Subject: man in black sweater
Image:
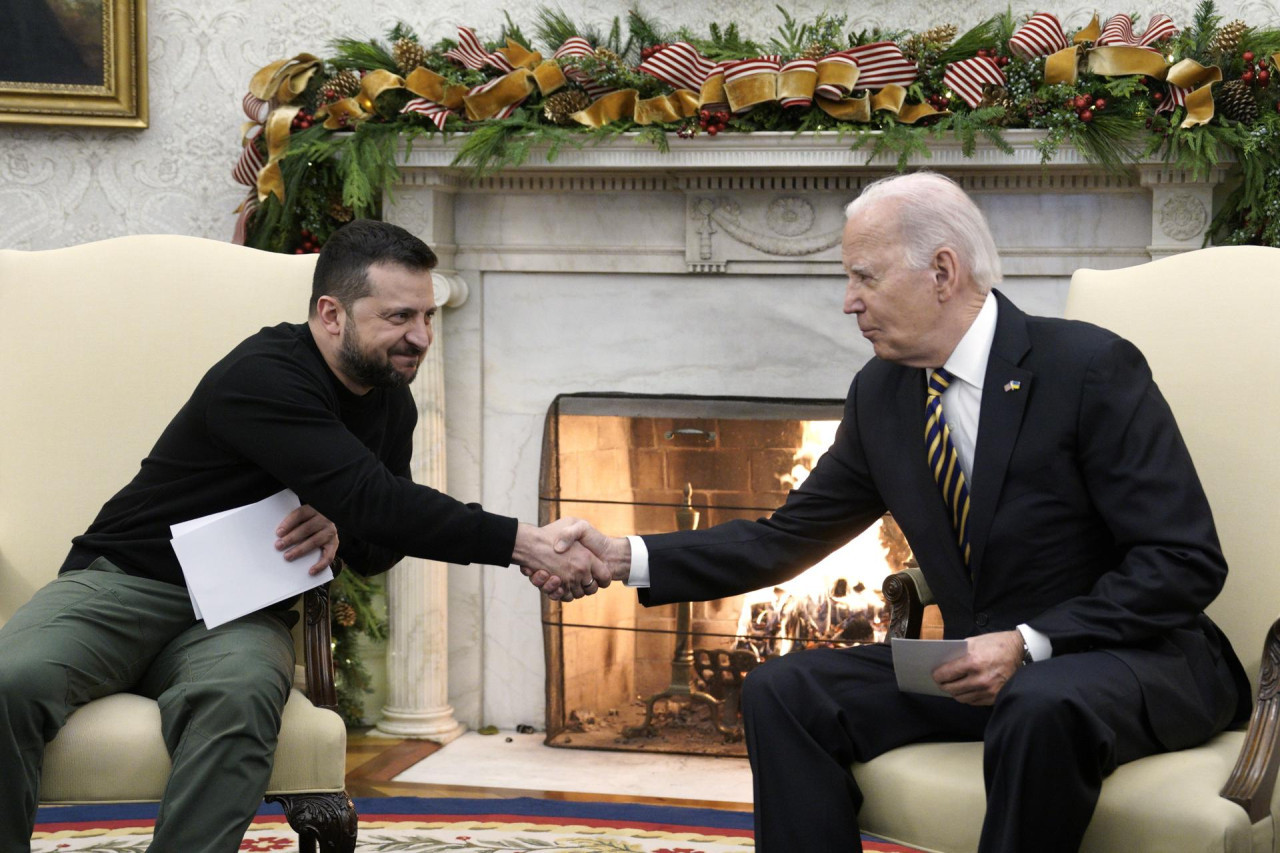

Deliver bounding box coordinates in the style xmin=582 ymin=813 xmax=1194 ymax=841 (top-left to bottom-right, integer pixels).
xmin=0 ymin=220 xmax=603 ymax=853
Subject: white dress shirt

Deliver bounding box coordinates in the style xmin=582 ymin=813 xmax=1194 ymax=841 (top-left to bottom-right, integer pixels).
xmin=626 ymin=291 xmax=1050 ymax=661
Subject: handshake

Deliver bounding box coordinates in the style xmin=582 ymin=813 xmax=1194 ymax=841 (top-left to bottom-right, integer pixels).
xmin=511 ymin=518 xmax=629 ymax=602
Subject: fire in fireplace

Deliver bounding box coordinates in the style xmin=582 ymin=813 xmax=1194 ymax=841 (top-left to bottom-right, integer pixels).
xmin=538 ymin=394 xmax=914 ymax=756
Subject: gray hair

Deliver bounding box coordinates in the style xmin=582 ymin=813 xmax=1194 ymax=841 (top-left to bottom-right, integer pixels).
xmin=844 ymin=172 xmax=1001 ymax=293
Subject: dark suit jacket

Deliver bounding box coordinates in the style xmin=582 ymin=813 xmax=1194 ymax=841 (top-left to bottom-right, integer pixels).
xmin=642 ymin=291 xmax=1250 ymax=749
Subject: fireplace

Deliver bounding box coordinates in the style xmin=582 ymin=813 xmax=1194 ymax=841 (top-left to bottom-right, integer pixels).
xmin=537 ymin=393 xmax=913 ymax=755
xmin=369 ymin=134 xmax=1222 ymax=741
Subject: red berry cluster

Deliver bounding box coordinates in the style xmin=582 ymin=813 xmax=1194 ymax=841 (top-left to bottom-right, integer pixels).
xmin=976 ymin=47 xmax=1010 ymax=68
xmin=1240 ymin=51 xmax=1272 ymax=87
xmin=640 ymin=43 xmax=669 ymax=61
xmin=699 ymin=108 xmax=730 ymax=135
xmin=294 ymin=229 xmax=323 ymax=254
xmin=926 ymin=93 xmax=951 ymax=111
xmin=1065 ymin=93 xmax=1105 ymax=122
xmin=290 ymin=110 xmax=316 ymax=131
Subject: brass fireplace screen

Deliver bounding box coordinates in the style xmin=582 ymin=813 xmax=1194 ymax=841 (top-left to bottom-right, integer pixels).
xmin=538 ymin=393 xmax=913 ymax=757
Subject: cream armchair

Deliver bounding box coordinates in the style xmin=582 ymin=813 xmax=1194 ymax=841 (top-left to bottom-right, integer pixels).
xmin=860 ymin=245 xmax=1280 ymax=852
xmin=0 ymin=236 xmax=354 ymax=852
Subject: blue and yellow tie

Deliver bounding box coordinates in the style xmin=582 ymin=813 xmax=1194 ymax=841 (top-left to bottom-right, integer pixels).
xmin=926 ymin=369 xmax=971 ymax=566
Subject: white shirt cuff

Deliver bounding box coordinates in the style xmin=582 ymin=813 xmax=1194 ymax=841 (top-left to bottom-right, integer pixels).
xmin=1017 ymin=623 xmax=1052 ymax=662
xmin=625 ymin=535 xmax=651 ymax=587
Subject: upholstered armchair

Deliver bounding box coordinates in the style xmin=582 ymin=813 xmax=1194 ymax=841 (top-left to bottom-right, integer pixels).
xmin=857 ymin=245 xmax=1280 ymax=852
xmin=0 ymin=236 xmax=355 ymax=852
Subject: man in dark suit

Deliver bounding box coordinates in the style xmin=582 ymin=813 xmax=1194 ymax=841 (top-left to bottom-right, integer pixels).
xmin=528 ymin=172 xmax=1250 ymax=851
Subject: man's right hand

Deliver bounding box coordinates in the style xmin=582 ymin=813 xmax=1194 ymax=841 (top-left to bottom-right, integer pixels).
xmin=521 ymin=523 xmax=631 ymax=601
xmin=512 ymin=518 xmax=609 ymax=602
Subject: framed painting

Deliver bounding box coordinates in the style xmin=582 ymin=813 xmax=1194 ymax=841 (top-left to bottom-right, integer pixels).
xmin=0 ymin=0 xmax=148 ymax=127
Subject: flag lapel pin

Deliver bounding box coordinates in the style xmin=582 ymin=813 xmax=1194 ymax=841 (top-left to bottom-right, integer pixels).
xmin=1003 ymin=380 xmax=1022 ymax=392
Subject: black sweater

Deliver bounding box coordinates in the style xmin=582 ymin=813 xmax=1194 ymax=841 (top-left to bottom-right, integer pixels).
xmin=63 ymin=323 xmax=517 ymax=585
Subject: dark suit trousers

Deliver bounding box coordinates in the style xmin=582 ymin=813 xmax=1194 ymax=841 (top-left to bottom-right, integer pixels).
xmin=741 ymin=642 xmax=1163 ymax=852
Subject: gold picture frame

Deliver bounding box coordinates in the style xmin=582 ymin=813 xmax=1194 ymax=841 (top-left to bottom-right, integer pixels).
xmin=0 ymin=0 xmax=148 ymax=128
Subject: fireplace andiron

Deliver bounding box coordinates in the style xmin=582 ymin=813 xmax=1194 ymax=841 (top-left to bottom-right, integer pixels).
xmin=624 ymin=484 xmax=745 ymax=742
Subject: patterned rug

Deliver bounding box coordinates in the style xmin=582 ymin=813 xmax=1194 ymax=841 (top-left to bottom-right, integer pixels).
xmin=33 ymin=796 xmax=926 ymax=852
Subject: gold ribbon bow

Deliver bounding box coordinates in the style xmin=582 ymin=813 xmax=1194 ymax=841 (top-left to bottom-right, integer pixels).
xmin=241 ymin=54 xmax=322 ymax=203
xmin=1165 ymin=58 xmax=1223 ymax=128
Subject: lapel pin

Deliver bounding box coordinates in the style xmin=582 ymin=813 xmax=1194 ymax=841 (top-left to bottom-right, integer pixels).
xmin=1003 ymin=380 xmax=1022 ymax=392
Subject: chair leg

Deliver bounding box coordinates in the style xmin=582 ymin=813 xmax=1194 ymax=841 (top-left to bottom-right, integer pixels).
xmin=264 ymin=791 xmax=358 ymax=853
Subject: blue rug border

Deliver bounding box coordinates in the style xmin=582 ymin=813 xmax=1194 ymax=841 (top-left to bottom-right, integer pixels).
xmin=36 ymin=796 xmax=753 ymax=831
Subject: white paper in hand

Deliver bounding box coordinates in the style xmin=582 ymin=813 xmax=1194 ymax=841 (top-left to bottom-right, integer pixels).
xmin=170 ymin=489 xmax=333 ymax=629
xmin=890 ymin=637 xmax=969 ymax=697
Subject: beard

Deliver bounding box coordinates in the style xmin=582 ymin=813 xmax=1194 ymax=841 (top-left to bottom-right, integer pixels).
xmin=338 ymin=323 xmax=423 ymax=390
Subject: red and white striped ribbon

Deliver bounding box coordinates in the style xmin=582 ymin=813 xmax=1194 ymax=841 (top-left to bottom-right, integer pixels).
xmin=553 ymin=36 xmax=614 ymax=99
xmin=401 ymin=97 xmax=453 ymax=129
xmin=842 ymin=42 xmax=918 ymax=88
xmin=1008 ymin=13 xmax=1070 ymax=59
xmin=552 ymin=36 xmax=593 ymax=60
xmin=942 ymin=56 xmax=1006 ymax=108
xmin=242 ymin=92 xmax=272 ymax=123
xmin=1157 ymin=82 xmax=1188 ymax=113
xmin=231 ymin=124 xmax=264 ymax=188
xmin=722 ymin=55 xmax=781 ymax=83
xmin=444 ymin=26 xmax=516 ymax=72
xmin=637 ymin=41 xmax=717 ymax=91
xmin=231 ymin=196 xmax=258 ymax=246
xmin=779 ymin=57 xmax=817 ymax=108
xmin=1097 ymin=14 xmax=1178 ymax=49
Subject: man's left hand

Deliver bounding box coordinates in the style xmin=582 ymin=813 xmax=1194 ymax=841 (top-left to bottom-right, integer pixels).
xmin=276 ymin=504 xmax=339 ymax=575
xmin=932 ymin=630 xmax=1024 ymax=706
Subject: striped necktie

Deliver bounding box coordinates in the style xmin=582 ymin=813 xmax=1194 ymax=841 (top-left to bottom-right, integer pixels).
xmin=926 ymin=368 xmax=972 ymax=566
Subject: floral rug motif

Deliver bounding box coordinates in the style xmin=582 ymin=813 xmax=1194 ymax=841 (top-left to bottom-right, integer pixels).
xmin=33 ymin=796 xmax=926 ymax=852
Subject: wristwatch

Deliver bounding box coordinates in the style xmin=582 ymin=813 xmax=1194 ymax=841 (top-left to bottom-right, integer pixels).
xmin=1020 ymin=636 xmax=1034 ymax=666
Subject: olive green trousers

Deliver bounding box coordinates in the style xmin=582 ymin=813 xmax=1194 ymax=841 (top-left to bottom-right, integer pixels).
xmin=0 ymin=558 xmax=294 ymax=853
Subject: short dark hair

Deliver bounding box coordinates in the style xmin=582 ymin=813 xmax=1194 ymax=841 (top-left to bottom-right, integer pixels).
xmin=310 ymin=220 xmax=438 ymax=315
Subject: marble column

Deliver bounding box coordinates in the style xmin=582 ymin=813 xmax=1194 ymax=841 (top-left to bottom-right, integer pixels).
xmin=374 ymin=269 xmax=470 ymax=742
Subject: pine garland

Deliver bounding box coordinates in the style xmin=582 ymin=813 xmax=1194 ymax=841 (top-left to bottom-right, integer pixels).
xmin=240 ymin=5 xmax=1280 ymax=260
xmin=329 ymin=569 xmax=388 ymax=727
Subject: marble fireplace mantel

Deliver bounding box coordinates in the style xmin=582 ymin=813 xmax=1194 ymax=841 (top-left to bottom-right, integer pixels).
xmin=375 ymin=131 xmax=1230 ymax=738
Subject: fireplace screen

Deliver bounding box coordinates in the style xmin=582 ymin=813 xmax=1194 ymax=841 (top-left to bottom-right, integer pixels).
xmin=538 ymin=394 xmax=915 ymax=756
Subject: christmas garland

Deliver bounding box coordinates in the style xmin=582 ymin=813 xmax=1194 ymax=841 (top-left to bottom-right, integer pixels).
xmin=233 ymin=2 xmax=1278 ymax=722
xmin=329 ymin=567 xmax=387 ymax=726
xmin=232 ymin=3 xmax=1280 ymax=251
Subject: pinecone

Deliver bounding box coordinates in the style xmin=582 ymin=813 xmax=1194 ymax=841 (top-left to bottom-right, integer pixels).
xmin=329 ymin=201 xmax=354 ymax=223
xmin=922 ymin=24 xmax=958 ymax=48
xmin=979 ymin=84 xmax=1016 ymax=124
xmin=543 ymin=89 xmax=592 ymax=125
xmin=324 ymin=69 xmax=361 ymax=101
xmin=1210 ymin=20 xmax=1247 ymax=57
xmin=333 ymin=601 xmax=357 ymax=628
xmin=1218 ymin=78 xmax=1260 ymax=123
xmin=392 ymin=37 xmax=428 ymax=75
xmin=904 ymin=24 xmax=957 ymax=62
xmin=801 ymin=40 xmax=828 ymax=60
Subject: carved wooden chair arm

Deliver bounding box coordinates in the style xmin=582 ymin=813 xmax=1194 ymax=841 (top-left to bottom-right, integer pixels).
xmin=1220 ymin=617 xmax=1280 ymax=822
xmin=883 ymin=566 xmax=934 ymax=641
xmin=301 ymin=558 xmax=341 ymax=712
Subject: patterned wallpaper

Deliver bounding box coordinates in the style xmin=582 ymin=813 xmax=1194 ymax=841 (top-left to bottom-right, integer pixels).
xmin=0 ymin=0 xmax=1275 ymax=249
